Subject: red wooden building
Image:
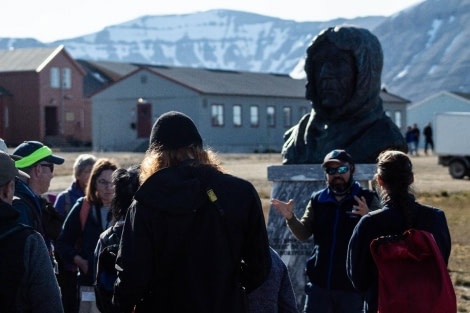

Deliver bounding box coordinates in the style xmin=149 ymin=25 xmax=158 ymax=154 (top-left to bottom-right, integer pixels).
xmin=0 ymin=46 xmax=91 ymax=146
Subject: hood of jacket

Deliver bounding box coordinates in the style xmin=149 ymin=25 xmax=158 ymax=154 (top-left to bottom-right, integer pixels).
xmin=0 ymin=198 xmax=20 ymax=233
xmin=308 ymin=26 xmax=384 ymax=123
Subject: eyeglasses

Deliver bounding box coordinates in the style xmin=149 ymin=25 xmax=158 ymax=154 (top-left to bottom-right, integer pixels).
xmin=39 ymin=163 xmax=54 ymax=173
xmin=97 ymin=179 xmax=113 ymax=188
xmin=324 ymin=165 xmax=349 ymax=175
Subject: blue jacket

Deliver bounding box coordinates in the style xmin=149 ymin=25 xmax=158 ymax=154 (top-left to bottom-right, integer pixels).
xmin=54 ymin=181 xmax=85 ymax=217
xmin=13 ymin=179 xmax=43 ymax=231
xmin=299 ymin=182 xmax=379 ymax=291
xmin=12 ymin=180 xmax=56 ymax=257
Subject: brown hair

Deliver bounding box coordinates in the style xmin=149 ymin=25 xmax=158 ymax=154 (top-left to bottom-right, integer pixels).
xmin=85 ymin=158 xmax=118 ymax=207
xmin=140 ymin=144 xmax=224 ymax=184
xmin=376 ymin=150 xmax=414 ymax=227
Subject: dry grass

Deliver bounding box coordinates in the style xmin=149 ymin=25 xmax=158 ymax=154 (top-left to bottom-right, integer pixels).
xmin=49 ymin=150 xmax=470 ymax=311
xmin=417 ymin=192 xmax=470 ymax=312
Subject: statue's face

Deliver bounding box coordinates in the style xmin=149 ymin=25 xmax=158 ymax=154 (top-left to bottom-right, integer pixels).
xmin=306 ymin=44 xmax=356 ymax=110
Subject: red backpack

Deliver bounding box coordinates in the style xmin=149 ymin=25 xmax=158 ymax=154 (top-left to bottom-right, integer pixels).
xmin=370 ymin=228 xmax=456 ymax=313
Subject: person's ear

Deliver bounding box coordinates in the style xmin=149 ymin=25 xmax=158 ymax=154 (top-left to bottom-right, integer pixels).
xmin=7 ymin=180 xmax=15 ymax=200
xmin=0 ymin=180 xmax=14 ymax=203
xmin=0 ymin=183 xmax=7 ymax=199
xmin=350 ymin=164 xmax=355 ymax=175
xmin=376 ymin=174 xmax=385 ymax=187
xmin=31 ymin=163 xmax=41 ymax=177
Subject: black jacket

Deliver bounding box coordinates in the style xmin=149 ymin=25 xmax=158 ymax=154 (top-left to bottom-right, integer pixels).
xmin=113 ymin=162 xmax=271 ymax=313
xmin=57 ymin=197 xmax=110 ymax=285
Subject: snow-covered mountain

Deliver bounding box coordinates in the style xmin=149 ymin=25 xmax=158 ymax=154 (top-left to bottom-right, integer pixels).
xmin=1 ymin=0 xmax=468 ymax=102
xmin=50 ymin=10 xmax=384 ymax=74
xmin=375 ymin=0 xmax=470 ymax=101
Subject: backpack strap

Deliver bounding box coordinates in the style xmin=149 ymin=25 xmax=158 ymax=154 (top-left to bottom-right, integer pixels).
xmin=64 ymin=192 xmax=72 ymax=215
xmin=79 ymin=199 xmax=91 ymax=231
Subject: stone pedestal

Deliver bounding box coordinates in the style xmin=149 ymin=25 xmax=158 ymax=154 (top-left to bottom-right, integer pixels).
xmin=266 ymin=164 xmax=376 ymax=310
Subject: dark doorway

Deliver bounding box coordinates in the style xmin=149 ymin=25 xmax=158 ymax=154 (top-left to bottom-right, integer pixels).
xmin=137 ymin=103 xmax=152 ymax=138
xmin=45 ymin=106 xmax=58 ymax=136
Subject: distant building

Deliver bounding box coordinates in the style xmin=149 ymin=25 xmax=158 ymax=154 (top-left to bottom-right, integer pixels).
xmin=0 ymin=49 xmax=409 ymax=152
xmin=381 ymin=88 xmax=410 ymax=135
xmin=407 ymin=91 xmax=470 ymax=148
xmin=85 ymin=62 xmax=311 ymax=152
xmin=0 ymin=46 xmax=91 ymax=146
xmin=84 ymin=61 xmax=409 ymax=153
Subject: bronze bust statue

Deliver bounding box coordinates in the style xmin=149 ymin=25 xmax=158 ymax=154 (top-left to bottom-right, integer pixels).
xmin=282 ymin=26 xmax=407 ymax=164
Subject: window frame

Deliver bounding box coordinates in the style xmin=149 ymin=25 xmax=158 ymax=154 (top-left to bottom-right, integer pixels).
xmin=211 ymin=103 xmax=225 ymax=127
xmin=250 ymin=105 xmax=259 ymax=128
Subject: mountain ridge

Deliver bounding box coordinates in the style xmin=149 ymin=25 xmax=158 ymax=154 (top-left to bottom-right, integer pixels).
xmin=1 ymin=0 xmax=469 ymax=102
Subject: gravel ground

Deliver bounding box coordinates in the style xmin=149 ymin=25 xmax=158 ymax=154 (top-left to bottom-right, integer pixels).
xmin=48 ymin=150 xmax=469 ymax=195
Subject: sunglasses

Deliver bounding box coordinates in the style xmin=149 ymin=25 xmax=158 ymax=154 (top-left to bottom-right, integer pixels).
xmin=325 ymin=165 xmax=349 ymax=175
xmin=39 ymin=163 xmax=54 ymax=173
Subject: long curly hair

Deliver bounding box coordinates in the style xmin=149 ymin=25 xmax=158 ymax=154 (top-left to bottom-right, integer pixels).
xmin=139 ymin=144 xmax=224 ymax=184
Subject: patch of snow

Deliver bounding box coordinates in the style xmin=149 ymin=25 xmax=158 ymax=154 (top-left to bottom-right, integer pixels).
xmin=394 ymin=66 xmax=409 ymax=80
xmin=428 ymin=65 xmax=438 ymax=75
xmin=426 ymin=19 xmax=442 ymax=49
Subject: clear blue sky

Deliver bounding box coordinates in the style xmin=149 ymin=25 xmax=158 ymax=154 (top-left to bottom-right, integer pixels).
xmin=3 ymin=0 xmax=425 ymax=42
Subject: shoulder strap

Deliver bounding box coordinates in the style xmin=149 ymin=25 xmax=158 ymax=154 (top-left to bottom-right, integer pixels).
xmin=80 ymin=199 xmax=91 ymax=231
xmin=64 ymin=192 xmax=72 ymax=215
xmin=199 ymin=177 xmax=235 ymax=260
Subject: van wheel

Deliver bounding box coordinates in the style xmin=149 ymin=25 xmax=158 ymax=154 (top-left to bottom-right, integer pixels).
xmin=449 ymin=160 xmax=466 ymax=179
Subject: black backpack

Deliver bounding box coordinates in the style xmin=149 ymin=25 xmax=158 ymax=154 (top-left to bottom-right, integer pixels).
xmin=94 ymin=228 xmax=121 ymax=313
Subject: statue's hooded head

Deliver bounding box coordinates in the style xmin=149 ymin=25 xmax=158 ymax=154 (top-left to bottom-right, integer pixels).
xmin=304 ymin=26 xmax=384 ymax=122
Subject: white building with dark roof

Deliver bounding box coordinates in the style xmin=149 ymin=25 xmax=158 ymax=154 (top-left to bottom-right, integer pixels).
xmin=84 ymin=61 xmax=409 ymax=153
xmin=407 ymin=91 xmax=470 ymax=148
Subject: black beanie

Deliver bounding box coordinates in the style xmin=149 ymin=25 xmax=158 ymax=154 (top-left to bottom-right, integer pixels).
xmin=149 ymin=111 xmax=203 ymax=150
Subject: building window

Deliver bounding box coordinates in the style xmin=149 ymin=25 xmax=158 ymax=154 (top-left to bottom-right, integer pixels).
xmin=233 ymin=105 xmax=242 ymax=127
xmin=62 ymin=68 xmax=72 ymax=89
xmin=283 ymin=107 xmax=292 ymax=128
xmin=51 ymin=67 xmax=71 ymax=89
xmin=394 ymin=111 xmax=402 ymax=128
xmin=250 ymin=105 xmax=259 ymax=127
xmin=50 ymin=67 xmax=60 ymax=88
xmin=267 ymin=106 xmax=275 ymax=127
xmin=299 ymin=106 xmax=308 ymax=117
xmin=211 ymin=104 xmax=224 ymax=126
